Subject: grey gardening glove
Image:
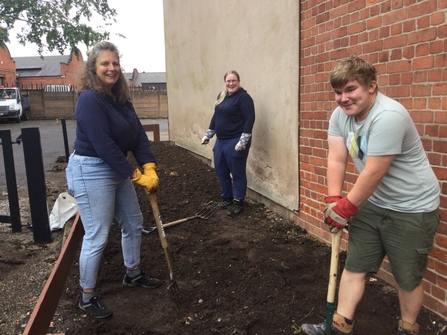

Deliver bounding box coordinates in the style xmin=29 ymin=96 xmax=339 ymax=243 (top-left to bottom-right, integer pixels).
xmin=202 ymin=129 xmax=216 ymax=145
xmin=235 ymin=133 xmax=252 ymax=151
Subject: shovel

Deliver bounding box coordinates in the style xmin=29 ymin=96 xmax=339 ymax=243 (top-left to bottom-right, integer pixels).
xmin=142 ymin=202 xmax=218 ymax=234
xmin=325 ymin=229 xmax=343 ymax=334
xmin=146 ymin=190 xmax=181 ymax=299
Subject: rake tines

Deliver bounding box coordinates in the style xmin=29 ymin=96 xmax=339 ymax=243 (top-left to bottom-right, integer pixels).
xmin=142 ymin=201 xmax=219 ymax=234
xmin=195 ymin=203 xmax=219 ymax=219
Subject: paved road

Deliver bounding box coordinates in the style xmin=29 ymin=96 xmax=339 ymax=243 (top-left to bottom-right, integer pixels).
xmin=0 ymin=118 xmax=169 ymax=188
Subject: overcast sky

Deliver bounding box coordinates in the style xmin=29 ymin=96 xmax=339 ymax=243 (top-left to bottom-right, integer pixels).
xmin=6 ymin=0 xmax=166 ymax=73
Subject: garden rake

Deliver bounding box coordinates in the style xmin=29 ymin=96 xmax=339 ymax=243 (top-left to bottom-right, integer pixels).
xmin=142 ymin=201 xmax=218 ymax=234
xmin=146 ymin=190 xmax=181 ymax=300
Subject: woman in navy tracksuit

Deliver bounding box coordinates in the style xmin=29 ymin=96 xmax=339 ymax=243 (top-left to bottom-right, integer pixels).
xmin=201 ymin=70 xmax=255 ymax=216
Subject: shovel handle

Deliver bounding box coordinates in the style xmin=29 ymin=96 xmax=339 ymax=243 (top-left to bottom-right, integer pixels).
xmin=325 ymin=229 xmax=343 ymax=334
xmin=327 ymin=229 xmax=342 ymax=302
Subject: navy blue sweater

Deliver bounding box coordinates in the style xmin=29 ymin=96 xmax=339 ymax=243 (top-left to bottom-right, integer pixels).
xmin=209 ymin=88 xmax=255 ymax=139
xmin=73 ymin=89 xmax=156 ymax=179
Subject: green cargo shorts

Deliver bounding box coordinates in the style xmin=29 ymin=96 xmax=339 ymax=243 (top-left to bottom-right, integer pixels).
xmin=345 ymin=200 xmax=439 ymax=291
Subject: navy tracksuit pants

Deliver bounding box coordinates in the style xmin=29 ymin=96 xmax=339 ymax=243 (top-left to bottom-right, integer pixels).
xmin=213 ymin=136 xmax=251 ymax=202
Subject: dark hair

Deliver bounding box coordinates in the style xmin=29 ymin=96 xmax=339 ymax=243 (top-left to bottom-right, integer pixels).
xmin=330 ymin=55 xmax=378 ymax=93
xmin=77 ymin=41 xmax=130 ymax=104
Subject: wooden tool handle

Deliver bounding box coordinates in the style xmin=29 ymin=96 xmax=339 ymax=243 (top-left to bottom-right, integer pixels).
xmin=146 ymin=190 xmax=176 ymax=280
xmin=325 ymin=229 xmax=343 ymax=334
xmin=327 ymin=229 xmax=343 ymax=303
xmin=163 ymin=216 xmax=196 ymax=228
xmin=146 ymin=191 xmax=168 ymax=249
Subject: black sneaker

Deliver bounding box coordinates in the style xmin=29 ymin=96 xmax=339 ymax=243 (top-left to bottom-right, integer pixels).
xmin=227 ymin=200 xmax=244 ymax=216
xmin=123 ymin=271 xmax=161 ymax=288
xmin=78 ymin=295 xmax=113 ymax=319
xmin=212 ymin=198 xmax=233 ymax=209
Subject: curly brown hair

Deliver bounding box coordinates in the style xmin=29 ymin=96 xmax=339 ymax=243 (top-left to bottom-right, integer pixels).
xmin=77 ymin=41 xmax=130 ymax=105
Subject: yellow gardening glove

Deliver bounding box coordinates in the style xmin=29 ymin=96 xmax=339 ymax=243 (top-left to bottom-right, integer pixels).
xmin=143 ymin=162 xmax=159 ymax=192
xmin=131 ymin=168 xmax=159 ymax=193
xmin=143 ymin=162 xmax=159 ymax=181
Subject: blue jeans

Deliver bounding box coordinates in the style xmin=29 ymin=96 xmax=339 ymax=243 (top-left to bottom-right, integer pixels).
xmin=66 ymin=153 xmax=143 ymax=290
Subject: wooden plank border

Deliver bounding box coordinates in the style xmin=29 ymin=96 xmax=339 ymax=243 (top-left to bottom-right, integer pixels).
xmin=23 ymin=212 xmax=84 ymax=335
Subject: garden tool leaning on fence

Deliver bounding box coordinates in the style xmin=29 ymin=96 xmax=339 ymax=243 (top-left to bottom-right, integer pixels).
xmin=146 ymin=189 xmax=181 ymax=300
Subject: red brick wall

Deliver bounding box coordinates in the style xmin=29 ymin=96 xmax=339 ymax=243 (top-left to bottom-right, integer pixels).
xmin=0 ymin=46 xmax=17 ymax=86
xmin=297 ymin=0 xmax=447 ymax=317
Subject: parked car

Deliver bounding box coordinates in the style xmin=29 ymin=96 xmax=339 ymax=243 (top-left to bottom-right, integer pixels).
xmin=0 ymin=87 xmax=24 ymax=123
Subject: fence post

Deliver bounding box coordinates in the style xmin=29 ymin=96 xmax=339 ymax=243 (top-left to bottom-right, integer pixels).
xmin=0 ymin=129 xmax=22 ymax=232
xmin=61 ymin=119 xmax=70 ymax=162
xmin=21 ymin=127 xmax=52 ymax=244
xmin=143 ymin=124 xmax=160 ymax=142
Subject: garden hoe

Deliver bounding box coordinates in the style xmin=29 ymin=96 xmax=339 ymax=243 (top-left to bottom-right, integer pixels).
xmin=146 ymin=190 xmax=181 ymax=301
xmin=142 ymin=201 xmax=218 ymax=234
xmin=325 ymin=229 xmax=343 ymax=335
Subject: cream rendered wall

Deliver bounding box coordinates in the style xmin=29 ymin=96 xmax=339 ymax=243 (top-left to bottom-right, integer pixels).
xmin=163 ymin=0 xmax=299 ymax=213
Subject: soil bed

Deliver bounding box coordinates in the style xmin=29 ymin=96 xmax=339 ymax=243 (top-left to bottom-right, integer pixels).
xmin=1 ymin=141 xmax=445 ymax=335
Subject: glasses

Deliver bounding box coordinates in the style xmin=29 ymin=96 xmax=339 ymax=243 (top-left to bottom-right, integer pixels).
xmin=225 ymin=80 xmax=239 ymax=84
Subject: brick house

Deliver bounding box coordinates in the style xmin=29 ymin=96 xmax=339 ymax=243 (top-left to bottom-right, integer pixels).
xmin=13 ymin=52 xmax=84 ymax=89
xmin=0 ymin=46 xmax=18 ymax=86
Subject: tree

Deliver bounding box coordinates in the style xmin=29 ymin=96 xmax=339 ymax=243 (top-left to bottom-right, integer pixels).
xmin=0 ymin=0 xmax=118 ymax=55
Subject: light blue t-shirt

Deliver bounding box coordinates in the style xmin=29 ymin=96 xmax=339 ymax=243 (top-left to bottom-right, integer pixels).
xmin=328 ymin=92 xmax=440 ymax=212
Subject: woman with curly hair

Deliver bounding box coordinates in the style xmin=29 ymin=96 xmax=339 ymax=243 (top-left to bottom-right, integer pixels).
xmin=66 ymin=41 xmax=161 ymax=319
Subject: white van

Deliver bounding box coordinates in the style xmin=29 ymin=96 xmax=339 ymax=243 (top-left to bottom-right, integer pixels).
xmin=0 ymin=87 xmax=24 ymax=123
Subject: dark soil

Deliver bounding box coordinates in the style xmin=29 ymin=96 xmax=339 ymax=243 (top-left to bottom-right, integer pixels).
xmin=36 ymin=142 xmax=447 ymax=334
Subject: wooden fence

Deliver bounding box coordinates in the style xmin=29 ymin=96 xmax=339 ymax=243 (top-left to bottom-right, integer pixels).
xmin=18 ymin=87 xmax=168 ymax=119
